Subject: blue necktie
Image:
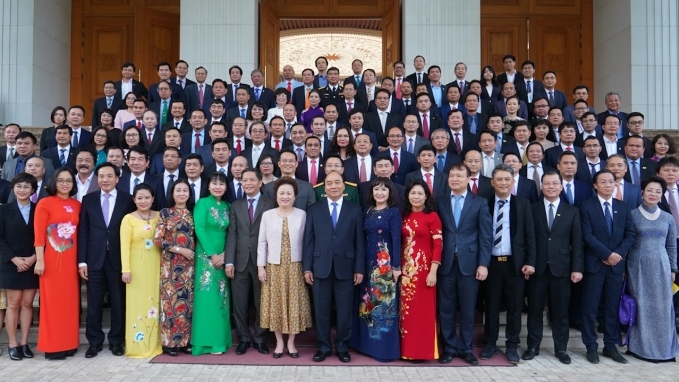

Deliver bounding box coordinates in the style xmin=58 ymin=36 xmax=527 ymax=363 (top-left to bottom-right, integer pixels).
xmin=106 ymin=97 xmax=112 ymax=108
xmin=237 ymin=182 xmax=243 ymax=199
xmin=526 ymin=80 xmax=532 ymax=92
xmin=631 ymin=161 xmax=640 ymax=185
xmin=437 ymin=155 xmax=445 ymax=172
xmin=72 ymin=131 xmax=79 ymax=147
xmin=495 ymin=136 xmax=502 ymax=153
xmin=240 ymin=109 xmax=246 ymax=118
xmin=254 ymin=88 xmax=260 ymax=101
xmin=589 ymin=163 xmax=597 ymax=177
xmin=331 ymin=202 xmax=338 ymax=229
xmin=133 ymin=178 xmax=140 ymax=187
xmin=355 ymin=75 xmax=361 ymax=87
xmin=469 ymin=116 xmax=477 ymax=134
xmin=59 ymin=149 xmax=66 ymax=165
xmin=408 ymin=138 xmax=414 ymax=154
xmin=452 ymin=195 xmax=462 ymax=226
xmin=604 ymin=201 xmax=613 ymax=236
xmin=565 ymin=183 xmax=574 ymax=205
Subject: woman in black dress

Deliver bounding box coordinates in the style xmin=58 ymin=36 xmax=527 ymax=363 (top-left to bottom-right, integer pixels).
xmin=0 ymin=173 xmax=39 ymax=360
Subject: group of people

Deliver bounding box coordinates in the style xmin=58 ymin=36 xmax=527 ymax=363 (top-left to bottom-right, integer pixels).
xmin=0 ymin=54 xmax=677 ymax=367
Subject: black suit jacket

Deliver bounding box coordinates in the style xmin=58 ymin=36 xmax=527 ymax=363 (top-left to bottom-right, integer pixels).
xmin=469 ymin=175 xmax=494 ymax=200
xmin=71 ymin=129 xmax=92 ymax=150
xmin=597 ymin=111 xmax=629 ymax=137
xmin=0 ymin=201 xmax=35 ymax=271
xmin=619 ymin=135 xmax=653 ymax=159
xmin=448 ymin=129 xmax=479 ymax=157
xmin=487 ymin=195 xmax=537 ymax=274
xmin=515 ymin=176 xmax=538 ymax=203
xmin=248 ymin=86 xmax=276 ymax=113
xmin=224 ymin=83 xmax=251 ymax=104
xmin=161 ymin=119 xmax=192 ymax=135
xmin=41 ymin=145 xmax=78 ymax=173
xmin=367 ymin=96 xmax=407 ymax=120
xmin=294 ymin=158 xmax=325 ymax=184
xmin=77 ymin=191 xmax=133 ymax=272
xmin=390 ymin=150 xmax=419 ymax=185
xmin=180 ymin=131 xmax=211 ymax=155
xmin=544 ymin=145 xmax=586 ymax=169
xmin=116 ymin=173 xmax=164 ymax=210
xmin=363 ymin=111 xmax=403 ymax=147
xmin=91 ymin=97 xmax=125 ymax=127
xmin=413 ymin=112 xmax=445 ymax=138
xmin=147 ymin=82 xmax=187 ymax=106
xmin=343 ymin=155 xmax=376 ymax=184
xmin=406 ymin=72 xmax=430 ymax=86
xmin=140 ymin=128 xmax=165 ymax=158
xmin=462 ymin=113 xmax=489 ymax=135
xmin=336 ymin=99 xmax=366 ymax=126
xmin=114 ymin=79 xmax=148 ymax=101
xmin=404 ymin=169 xmax=447 ymax=198
xmin=291 ymin=85 xmax=314 ymax=117
xmin=185 ymin=82 xmax=214 ymax=117
xmin=497 ymin=71 xmax=524 ymax=85
xmin=265 ymin=138 xmax=293 ymax=152
xmin=240 ymin=145 xmax=279 ymax=168
xmin=515 ymin=78 xmax=545 ymax=107
xmin=622 ymin=157 xmax=656 ymax=184
xmin=531 ymin=200 xmax=583 ymax=277
xmin=596 ymin=135 xmax=625 ymax=161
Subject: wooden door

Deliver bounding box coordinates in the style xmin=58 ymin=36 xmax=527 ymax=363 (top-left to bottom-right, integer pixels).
xmin=481 ymin=17 xmax=528 ymax=73
xmin=381 ymin=0 xmax=401 ymax=77
xmin=259 ymin=1 xmax=280 ymax=89
xmin=135 ymin=8 xmax=180 ymax=88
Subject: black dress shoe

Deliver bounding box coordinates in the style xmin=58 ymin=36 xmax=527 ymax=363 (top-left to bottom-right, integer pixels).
xmin=313 ymin=350 xmax=332 ymax=362
xmin=337 ymin=351 xmax=351 ymax=363
xmin=235 ymin=342 xmax=250 ymax=355
xmin=521 ymin=348 xmax=539 ymax=360
xmin=459 ymin=352 xmax=479 ymax=365
xmin=273 ymin=352 xmax=283 ymax=359
xmin=556 ymin=351 xmax=571 ymax=364
xmin=439 ymin=351 xmax=456 ymax=364
xmin=479 ymin=344 xmax=498 ymax=360
xmin=504 ymin=348 xmax=520 ymax=364
xmin=602 ymin=348 xmax=628 ymax=364
xmin=20 ymin=344 xmax=34 ymax=358
xmin=168 ymin=348 xmax=180 ymax=357
xmin=109 ymin=343 xmax=124 ymax=356
xmin=85 ymin=345 xmax=103 ymax=358
xmin=255 ymin=343 xmax=269 ymax=354
xmin=8 ymin=346 xmax=22 ymax=361
xmin=289 ymin=351 xmax=299 ymax=359
xmin=586 ymin=350 xmax=600 ymax=364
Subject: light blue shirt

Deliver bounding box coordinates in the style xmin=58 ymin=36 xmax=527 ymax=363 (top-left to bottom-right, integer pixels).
xmin=431 ymin=84 xmax=443 ymax=107
xmin=492 ymin=195 xmax=512 ymax=256
xmin=17 ymin=201 xmax=30 ymax=224
xmin=275 ymin=79 xmax=303 ymax=90
xmin=317 ymin=74 xmax=328 ymax=88
xmin=247 ymin=192 xmax=261 ymax=214
xmin=450 ymin=191 xmax=467 ymax=252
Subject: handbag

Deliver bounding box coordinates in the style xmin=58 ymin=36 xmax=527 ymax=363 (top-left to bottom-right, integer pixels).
xmin=618 ymin=280 xmax=637 ymax=346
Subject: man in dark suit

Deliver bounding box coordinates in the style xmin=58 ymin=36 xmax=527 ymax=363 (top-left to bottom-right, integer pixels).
xmin=514 ymin=61 xmax=545 ymax=110
xmin=122 ymin=98 xmax=147 ymax=131
xmin=224 ymin=87 xmax=251 ymax=129
xmin=496 ymin=55 xmax=524 ymax=85
xmin=303 ymin=171 xmax=365 ymax=363
xmin=544 ymin=122 xmax=586 ymax=168
xmin=597 ymin=114 xmax=625 ymax=161
xmin=401 ymin=114 xmax=430 ymax=155
xmin=596 ymin=92 xmax=628 ymax=138
xmin=462 ymin=93 xmax=488 ymax=135
xmin=198 ymin=123 xmax=228 ymax=168
xmin=430 ymin=128 xmax=462 ymax=174
xmin=2 ymin=132 xmax=55 ymax=181
xmin=493 ymin=83 xmax=529 ymax=119
xmin=149 ymin=127 xmax=183 ymax=175
xmin=405 ymin=55 xmax=429 ymax=86
xmin=336 ymin=82 xmax=365 ymax=126
xmin=446 ymin=109 xmax=478 ymax=157
xmin=7 ymin=156 xmax=49 ymax=203
xmin=41 ymin=125 xmax=77 ymax=173
xmin=185 ymin=66 xmax=213 ymax=116
xmin=618 ymin=112 xmax=652 ymax=158
xmin=262 ymin=150 xmax=316 ymax=210
xmin=437 ymin=163 xmax=493 ymax=365
xmin=248 ymin=69 xmax=276 ymax=113
xmin=169 ymin=59 xmax=195 ymax=90
xmin=578 ymin=136 xmax=605 ymax=186
xmin=183 ymin=154 xmax=209 ymax=204
xmin=67 ymin=106 xmax=92 ymax=150
xmin=140 ymin=110 xmax=165 ymax=158
xmin=180 ymin=110 xmax=211 ymax=155
xmin=366 ymin=77 xmax=407 ymax=120
xmin=342 ymin=134 xmax=375 ymax=184
xmin=291 ymin=69 xmax=316 ymax=117
xmin=266 ymin=116 xmax=292 ymax=153
xmin=0 ymin=123 xmax=20 ymax=170
xmin=161 ymin=100 xmax=192 ymax=134
xmin=384 ymin=126 xmax=418 ymax=185
xmin=225 ymin=168 xmax=275 ymax=355
xmin=114 ymin=62 xmax=148 ymax=101
xmin=413 ymin=92 xmax=444 ymax=140
xmin=606 ymin=154 xmax=642 ymax=211
xmin=240 ymin=122 xmax=279 ymax=168
xmin=404 ymin=145 xmax=447 ymax=198
xmin=557 ymin=151 xmax=595 ymax=206
xmin=480 ymin=164 xmax=536 ymax=364
xmin=622 ymin=135 xmax=656 ymax=186
xmin=147 ymin=62 xmax=186 ymax=106
xmin=503 ymin=153 xmax=538 ymax=203
xmin=579 ymin=169 xmax=635 ymax=364
xmin=295 ymin=136 xmax=325 ymax=185
xmin=364 ymin=89 xmax=403 ymax=148
xmin=438 ymin=85 xmax=467 ymax=119
xmin=116 ymin=147 xmax=164 ymax=210
xmin=91 ymin=80 xmax=125 ymax=127
xmin=464 ymin=150 xmax=494 ymax=200
xmin=78 ymin=163 xmax=133 ymax=358
xmin=524 ymin=170 xmax=583 ymax=364
xmin=541 ymin=71 xmax=568 ymax=110
xmin=147 ymin=81 xmax=176 ymax=127
xmin=225 ymin=65 xmax=251 ymax=103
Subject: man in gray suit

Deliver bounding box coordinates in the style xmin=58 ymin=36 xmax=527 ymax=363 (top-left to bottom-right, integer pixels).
xmin=479 ymin=130 xmax=503 ymax=177
xmin=262 ymin=149 xmax=316 ymax=210
xmin=7 ymin=156 xmax=49 ymax=203
xmin=2 ymin=132 xmax=54 ymax=181
xmin=401 ymin=114 xmax=430 ymax=155
xmin=225 ymin=168 xmax=276 ymax=355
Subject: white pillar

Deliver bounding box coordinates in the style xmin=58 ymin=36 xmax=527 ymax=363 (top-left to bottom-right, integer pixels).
xmin=0 ymin=0 xmax=71 ymax=126
xmin=593 ymin=0 xmax=678 ymax=129
xmin=180 ymin=0 xmax=258 ymax=82
xmin=402 ymin=0 xmax=481 ymax=84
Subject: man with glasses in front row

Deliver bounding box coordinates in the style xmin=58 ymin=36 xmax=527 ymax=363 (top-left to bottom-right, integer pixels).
xmin=619 ymin=112 xmax=652 ymax=159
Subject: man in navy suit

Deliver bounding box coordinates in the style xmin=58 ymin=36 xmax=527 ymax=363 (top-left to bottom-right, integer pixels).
xmin=78 ymin=163 xmax=133 ymax=358
xmin=544 ymin=122 xmax=586 ymax=168
xmin=462 ymin=92 xmax=488 ymax=135
xmin=346 ymin=110 xmax=379 ymax=157
xmin=147 ymin=62 xmax=186 ymax=106
xmin=497 ymin=55 xmax=524 ymax=85
xmin=180 ymin=110 xmax=211 ymax=155
xmin=606 ymin=154 xmax=642 ymax=211
xmin=185 ymin=66 xmax=213 ymax=117
xmin=147 ymin=81 xmax=175 ymax=127
xmin=116 ymin=146 xmax=163 ymax=210
xmin=140 ymin=110 xmax=165 ymax=159
xmin=503 ymin=153 xmax=538 ymax=203
xmin=541 ymin=71 xmax=568 ymax=110
xmin=342 ymin=134 xmax=375 ymax=184
xmin=114 ymin=62 xmax=148 ymax=101
xmin=430 ymin=128 xmax=461 ymax=174
xmin=448 ymin=109 xmax=478 ymax=157
xmin=366 ymin=77 xmax=406 ymax=120
xmin=91 ymin=80 xmax=125 ymax=127
xmin=597 ymin=114 xmax=625 ymax=161
xmin=295 ymin=136 xmax=325 ymax=185
xmin=122 ymin=98 xmax=147 ymax=131
xmin=622 ymin=135 xmax=656 ymax=185
xmin=240 ymin=122 xmax=279 ymax=168
xmin=248 ymin=69 xmax=276 ymax=113
xmin=404 ymin=145 xmax=448 ymax=198
xmin=413 ymin=92 xmax=445 ymax=140
xmin=437 ymin=163 xmax=493 ymax=365
xmin=579 ymin=169 xmax=635 ymax=364
xmin=303 ymin=171 xmax=365 ymax=363
xmin=169 ymin=60 xmax=195 ymax=90
xmin=438 ymin=85 xmax=467 ymax=120
xmin=364 ymin=89 xmax=403 ymax=148
xmin=225 ymin=65 xmax=251 ymax=103
xmin=564 ymin=85 xmax=596 ymax=122
xmin=385 ymin=126 xmax=418 ymax=185
xmin=41 ymin=125 xmax=77 ymax=173
xmin=493 ymin=83 xmax=529 ymax=119
xmin=514 ymin=61 xmax=545 ymax=111
xmin=596 ymin=92 xmax=628 ymax=138
xmin=557 ymin=151 xmax=595 ymax=206
xmin=67 ymin=106 xmax=92 ymax=149
xmin=291 ymin=69 xmax=316 ymax=117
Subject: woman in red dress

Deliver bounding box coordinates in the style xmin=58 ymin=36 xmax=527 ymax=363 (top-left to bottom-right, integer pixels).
xmin=400 ymin=179 xmax=442 ymax=361
xmin=34 ymin=168 xmax=81 ymax=360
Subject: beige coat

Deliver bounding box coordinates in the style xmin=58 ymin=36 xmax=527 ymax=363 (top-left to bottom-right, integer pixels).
xmin=257 ymin=208 xmax=306 ymax=266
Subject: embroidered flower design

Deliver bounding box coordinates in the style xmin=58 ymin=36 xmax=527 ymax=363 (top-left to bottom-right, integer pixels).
xmin=145 ymin=239 xmax=153 ymax=249
xmin=57 ymin=222 xmax=76 ymax=239
xmin=147 ymin=307 xmax=157 ymax=319
xmin=134 ymin=331 xmax=145 ymax=341
xmin=63 ymin=205 xmax=73 ymax=213
xmin=143 ymin=224 xmax=151 ymax=231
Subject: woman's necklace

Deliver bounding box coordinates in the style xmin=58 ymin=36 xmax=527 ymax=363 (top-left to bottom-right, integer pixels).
xmin=138 ymin=210 xmax=152 ymax=224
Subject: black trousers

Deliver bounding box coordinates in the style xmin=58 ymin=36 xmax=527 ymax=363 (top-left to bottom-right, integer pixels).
xmin=438 ymin=259 xmax=479 ymax=354
xmin=312 ymin=265 xmax=354 ymax=353
xmin=526 ymin=271 xmax=571 ymax=351
xmin=232 ymin=257 xmax=266 ymax=344
xmin=85 ymin=251 xmax=125 ymax=346
xmin=484 ymin=256 xmax=524 ymax=348
xmin=580 ymin=267 xmax=622 ymax=351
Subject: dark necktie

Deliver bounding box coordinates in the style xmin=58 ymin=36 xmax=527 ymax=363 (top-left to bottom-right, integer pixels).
xmin=604 ymin=201 xmax=613 ymax=236
xmin=589 ymin=163 xmax=597 ymax=177
xmin=236 ymin=182 xmax=243 ymax=199
xmin=494 ymin=200 xmax=507 ymax=247
xmin=166 ymin=174 xmax=175 ymax=199
xmin=248 ymin=198 xmax=255 ymax=224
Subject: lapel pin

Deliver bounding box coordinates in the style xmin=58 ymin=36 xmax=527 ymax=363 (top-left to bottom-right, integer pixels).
xmin=557 ymin=214 xmax=561 ymax=217
xmin=614 ymin=211 xmax=618 ymax=214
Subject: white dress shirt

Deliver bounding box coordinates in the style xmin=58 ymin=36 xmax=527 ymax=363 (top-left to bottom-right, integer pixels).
xmin=357 ymin=154 xmax=373 ymax=179
xmin=527 ymin=163 xmax=544 ymax=185
xmin=544 ymin=197 xmax=561 ymax=223
xmin=215 ymin=163 xmax=229 ymax=174
xmin=163 ymin=170 xmax=180 ymax=194
xmin=492 ymin=195 xmax=512 ymax=255
xmin=506 ymin=72 xmax=516 ymax=83
xmin=121 ymin=78 xmax=133 ymax=98
xmin=603 ymin=136 xmax=618 ymax=156
xmin=598 ymin=194 xmax=614 ymax=216
xmin=76 ymin=172 xmax=94 ymax=202
xmin=130 ymin=172 xmax=147 ymax=195
xmin=327 ymin=196 xmax=343 ymax=218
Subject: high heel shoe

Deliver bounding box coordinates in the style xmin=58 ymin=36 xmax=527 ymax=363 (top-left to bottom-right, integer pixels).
xmin=20 ymin=344 xmax=34 ymax=358
xmin=273 ymin=352 xmax=283 ymax=359
xmin=288 ymin=347 xmax=299 ymax=358
xmin=8 ymin=347 xmax=22 ymax=361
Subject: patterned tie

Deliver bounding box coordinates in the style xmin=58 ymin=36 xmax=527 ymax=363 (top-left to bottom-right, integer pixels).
xmin=252 ymin=146 xmax=261 ymax=166
xmin=310 ymin=159 xmax=317 ymax=184
xmin=548 ymin=203 xmax=555 ymax=230
xmin=248 ymin=198 xmax=255 ymax=224
xmin=198 ymin=84 xmax=204 ymax=108
xmin=331 ymin=202 xmax=338 ymax=229
xmin=59 ymin=149 xmax=66 ymax=165
xmin=102 ymin=193 xmax=111 ymax=226
xmin=425 ymin=173 xmax=433 ymax=193
xmin=422 ymin=113 xmax=429 ymax=140
xmin=604 ymin=201 xmax=613 ymax=236
xmin=194 ymin=133 xmax=200 ymax=153
xmin=565 ymin=183 xmax=574 ymax=205
xmin=393 ymin=152 xmax=399 ymax=174
xmin=347 ymin=102 xmax=353 ymax=112
xmin=454 ymin=133 xmax=462 ymax=155
xmin=532 ymin=165 xmax=541 ymax=192
xmin=237 ymin=182 xmax=243 ymax=199
xmin=367 ymin=87 xmax=373 ymax=102
xmin=219 ymin=168 xmax=226 ymax=174
xmin=7 ymin=147 xmax=14 ymax=161
xmin=471 ymin=178 xmax=478 ymax=195
xmin=526 ymin=80 xmax=532 ymax=92
xmin=359 ymin=157 xmax=367 ymax=182
xmin=106 ymin=97 xmax=112 ymax=108
xmin=453 ymin=195 xmax=462 ymax=226
xmin=521 ymin=146 xmax=527 ymax=165
xmin=494 ymin=200 xmax=507 ymax=247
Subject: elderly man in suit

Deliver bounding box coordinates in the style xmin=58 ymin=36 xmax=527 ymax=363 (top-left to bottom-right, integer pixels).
xmin=596 ymin=92 xmax=628 ymax=139
xmin=436 ymin=163 xmax=493 ymax=365
xmin=303 ymin=171 xmax=365 ymax=363
xmin=401 ymin=114 xmax=430 ymax=155
xmin=78 ymin=163 xmax=133 ymax=358
xmin=8 ymin=156 xmax=49 ymax=203
xmin=185 ymin=66 xmax=213 ymax=115
xmin=262 ymin=150 xmax=316 ymax=210
xmin=579 ymin=169 xmax=635 ymax=364
xmin=524 ymin=170 xmax=583 ymax=364
xmin=480 ymin=164 xmax=536 ymax=364
xmin=225 ymin=168 xmax=276 ymax=355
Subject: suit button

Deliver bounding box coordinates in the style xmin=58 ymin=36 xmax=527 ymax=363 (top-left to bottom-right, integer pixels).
xmin=548 ymin=238 xmax=551 ymax=241
xmin=333 ymin=235 xmax=336 ymax=238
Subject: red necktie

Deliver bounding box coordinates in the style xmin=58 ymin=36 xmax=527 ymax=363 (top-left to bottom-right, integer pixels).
xmin=310 ymin=159 xmax=317 ymax=184
xmin=148 ymin=133 xmax=152 ymax=143
xmin=287 ymin=81 xmax=291 ymax=93
xmin=422 ymin=113 xmax=429 ymax=140
xmin=354 ymin=132 xmax=359 ymax=139
xmin=194 ymin=134 xmax=200 ymax=152
xmin=275 ymin=139 xmax=280 ymax=151
xmin=396 ymin=78 xmax=402 ymax=99
xmin=137 ymin=121 xmax=142 ymax=129
xmin=393 ymin=152 xmax=399 ymax=173
xmin=471 ymin=178 xmax=478 ymax=195
xmin=359 ymin=158 xmax=367 ymax=183
xmin=198 ymin=84 xmax=204 ymax=108
xmin=236 ymin=139 xmax=242 ymax=155
xmin=566 ymin=147 xmax=572 ymax=151
xmin=425 ymin=173 xmax=433 ymax=193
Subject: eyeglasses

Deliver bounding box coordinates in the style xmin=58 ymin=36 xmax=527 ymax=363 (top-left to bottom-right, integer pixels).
xmin=56 ymin=179 xmax=73 ymax=184
xmin=574 ymin=107 xmax=589 ymax=111
xmin=628 ymin=120 xmax=644 ymax=126
xmin=260 ymin=162 xmax=273 ymax=166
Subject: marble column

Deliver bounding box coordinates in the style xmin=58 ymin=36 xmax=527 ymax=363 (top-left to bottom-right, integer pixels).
xmin=0 ymin=0 xmax=71 ymax=126
xmin=180 ymin=0 xmax=258 ymax=81
xmin=402 ymin=0 xmax=481 ymax=84
xmin=593 ymin=0 xmax=678 ymax=128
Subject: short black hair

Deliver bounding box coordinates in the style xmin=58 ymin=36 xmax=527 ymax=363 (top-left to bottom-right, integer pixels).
xmin=641 ymin=176 xmax=667 ymax=196
xmin=593 ymin=169 xmax=615 ymax=184
xmin=165 ymin=178 xmax=195 ymax=211
xmin=121 ymin=62 xmax=136 ymax=71
xmin=95 ymin=162 xmax=119 ymax=177
xmin=50 ymin=106 xmax=67 ymax=124
xmin=54 ymin=124 xmax=73 ymax=136
xmin=229 ymin=65 xmax=243 ymax=76
xmin=76 ymin=147 xmax=97 ymax=162
xmin=211 ymin=138 xmax=231 ymax=152
xmin=46 ymin=168 xmax=77 ymax=197
xmin=656 ymin=156 xmax=679 ymax=173
xmin=126 ymin=145 xmax=150 ymax=161
xmin=15 ymin=131 xmax=37 ymax=145
xmin=542 ymin=169 xmax=563 ymax=183
xmin=241 ymin=167 xmax=263 ymax=181
xmin=156 ymin=61 xmax=171 ymax=71
xmin=11 ymin=172 xmax=37 ymax=194
xmin=502 ymin=54 xmax=516 ymax=62
xmin=184 ymin=153 xmax=204 ymax=166
xmin=417 ymin=144 xmax=436 ymax=156
xmin=175 ymin=59 xmax=188 ymax=68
